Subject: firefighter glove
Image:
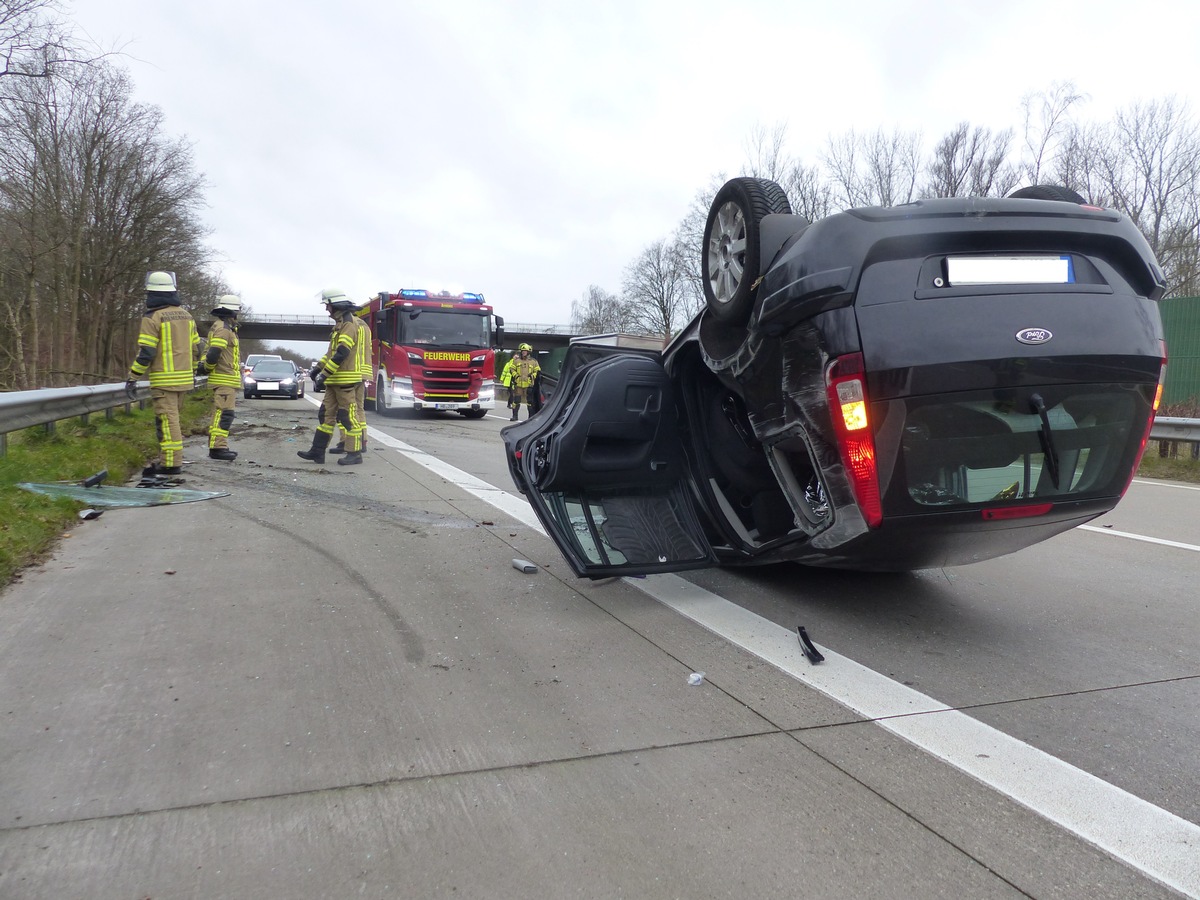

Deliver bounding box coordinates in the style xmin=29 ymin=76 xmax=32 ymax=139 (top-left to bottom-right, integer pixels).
xmin=314 ymin=372 xmax=326 ymax=391
xmin=124 ymin=380 xmax=138 ymax=400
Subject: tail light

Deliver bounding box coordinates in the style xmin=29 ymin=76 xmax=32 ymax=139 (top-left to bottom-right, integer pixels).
xmin=825 ymin=353 xmax=882 ymax=528
xmin=1121 ymin=339 xmax=1168 ymax=496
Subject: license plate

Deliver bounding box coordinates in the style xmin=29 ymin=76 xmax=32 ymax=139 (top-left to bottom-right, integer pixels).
xmin=259 ymin=382 xmax=279 ymax=389
xmin=433 ymin=403 xmax=454 ymax=410
xmin=946 ymin=256 xmax=1074 ymax=285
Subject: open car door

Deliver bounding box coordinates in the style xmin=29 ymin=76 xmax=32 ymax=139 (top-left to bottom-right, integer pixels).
xmin=503 ymin=348 xmax=717 ymax=579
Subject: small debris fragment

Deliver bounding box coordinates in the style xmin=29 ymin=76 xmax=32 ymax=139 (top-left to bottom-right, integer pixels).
xmin=80 ymin=470 xmax=108 ymax=488
xmin=78 ymin=508 xmax=102 ymax=520
xmin=164 ymin=569 xmax=176 ymax=576
xmin=687 ymin=672 xmax=706 ymax=686
xmin=481 ymin=520 xmax=494 ymax=526
xmin=797 ymin=626 xmax=825 ymax=664
xmin=512 ymin=558 xmax=538 ymax=574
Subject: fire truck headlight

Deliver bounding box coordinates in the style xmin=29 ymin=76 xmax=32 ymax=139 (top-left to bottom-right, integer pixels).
xmin=478 ymin=381 xmax=495 ymax=402
xmin=470 ymin=353 xmax=486 ymax=365
xmin=392 ymin=377 xmax=414 ymax=401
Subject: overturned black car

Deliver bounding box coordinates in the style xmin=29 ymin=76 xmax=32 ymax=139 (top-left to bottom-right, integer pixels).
xmin=503 ymin=180 xmax=1167 ymax=578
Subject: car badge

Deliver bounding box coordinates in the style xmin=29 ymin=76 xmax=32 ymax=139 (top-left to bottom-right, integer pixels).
xmin=1016 ymin=327 xmax=1053 ymax=345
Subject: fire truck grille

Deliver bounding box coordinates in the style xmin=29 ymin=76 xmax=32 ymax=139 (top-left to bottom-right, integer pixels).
xmin=421 ymin=369 xmax=471 ymax=400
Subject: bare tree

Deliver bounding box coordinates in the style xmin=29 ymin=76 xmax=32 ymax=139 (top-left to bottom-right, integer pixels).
xmin=924 ymin=122 xmax=1017 ymax=198
xmin=1020 ymin=80 xmax=1087 ymax=185
xmin=0 ymin=0 xmax=106 ymax=99
xmin=0 ymin=55 xmax=212 ymax=388
xmin=621 ymin=239 xmax=691 ymax=339
xmin=570 ymin=284 xmax=626 ymax=334
xmin=743 ymin=122 xmax=790 ymax=183
xmin=824 ymin=127 xmax=923 ymax=208
xmin=1093 ymin=97 xmax=1200 ymax=295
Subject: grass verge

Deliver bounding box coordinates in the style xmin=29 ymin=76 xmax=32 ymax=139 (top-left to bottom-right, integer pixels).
xmin=0 ymin=391 xmax=212 ymax=585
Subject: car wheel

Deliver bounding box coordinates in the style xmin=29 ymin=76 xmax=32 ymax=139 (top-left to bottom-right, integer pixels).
xmin=702 ymin=177 xmax=792 ymax=326
xmin=460 ymin=408 xmax=488 ymax=419
xmin=1007 ymin=184 xmax=1088 ymax=204
xmin=244 ymin=392 xmax=253 ymax=400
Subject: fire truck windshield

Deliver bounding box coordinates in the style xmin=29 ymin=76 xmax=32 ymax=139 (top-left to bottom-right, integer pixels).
xmin=401 ymin=310 xmax=490 ymax=348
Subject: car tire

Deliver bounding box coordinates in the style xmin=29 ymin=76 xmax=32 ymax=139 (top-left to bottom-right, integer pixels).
xmin=1007 ymin=184 xmax=1088 ymax=204
xmin=702 ymin=176 xmax=793 ymax=325
xmin=460 ymin=408 xmax=488 ymax=419
xmin=244 ymin=392 xmax=253 ymax=400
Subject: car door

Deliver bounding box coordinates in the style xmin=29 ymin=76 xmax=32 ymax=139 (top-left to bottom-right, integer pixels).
xmin=504 ymin=347 xmax=717 ymax=578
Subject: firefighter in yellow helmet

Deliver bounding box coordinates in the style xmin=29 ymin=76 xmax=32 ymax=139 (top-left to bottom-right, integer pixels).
xmin=501 ymin=342 xmax=540 ymax=421
xmin=298 ymin=289 xmax=369 ymax=465
xmin=197 ymin=295 xmax=242 ymax=461
xmin=125 ymin=271 xmax=201 ymax=476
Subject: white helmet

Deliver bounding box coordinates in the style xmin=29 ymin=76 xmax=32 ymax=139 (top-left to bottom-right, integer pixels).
xmin=320 ymin=287 xmax=357 ymax=311
xmin=145 ymin=271 xmax=177 ymax=292
xmin=212 ymin=294 xmax=241 ymax=315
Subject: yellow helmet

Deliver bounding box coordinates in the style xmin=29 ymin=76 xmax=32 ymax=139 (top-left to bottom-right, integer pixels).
xmin=518 ymin=342 xmax=533 ymax=352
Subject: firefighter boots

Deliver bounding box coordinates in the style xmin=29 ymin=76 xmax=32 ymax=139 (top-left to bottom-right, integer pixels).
xmin=328 ymin=442 xmax=345 ymax=455
xmin=337 ymin=451 xmax=363 ymax=466
xmin=297 ymin=430 xmax=330 ymax=464
xmin=209 ymin=448 xmax=237 ymax=461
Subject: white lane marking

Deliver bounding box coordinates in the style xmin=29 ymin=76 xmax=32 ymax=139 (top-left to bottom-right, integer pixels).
xmin=1079 ymin=525 xmax=1200 ymax=553
xmin=367 ymin=420 xmax=1200 ymax=895
xmin=1130 ymin=477 xmax=1200 ymax=492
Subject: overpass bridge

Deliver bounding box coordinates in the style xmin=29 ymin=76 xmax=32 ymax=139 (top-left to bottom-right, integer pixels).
xmin=236 ymin=315 xmax=578 ymax=352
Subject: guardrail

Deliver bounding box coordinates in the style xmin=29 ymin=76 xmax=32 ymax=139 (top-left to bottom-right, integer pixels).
xmin=0 ymin=379 xmax=207 ymax=457
xmin=1 ymin=383 xmax=1197 ymax=457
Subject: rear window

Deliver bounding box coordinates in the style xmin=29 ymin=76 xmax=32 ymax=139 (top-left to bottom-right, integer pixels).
xmin=878 ymin=385 xmax=1150 ymax=510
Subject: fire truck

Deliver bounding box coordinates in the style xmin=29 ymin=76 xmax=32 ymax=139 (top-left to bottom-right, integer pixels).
xmin=363 ymin=289 xmax=505 ymax=419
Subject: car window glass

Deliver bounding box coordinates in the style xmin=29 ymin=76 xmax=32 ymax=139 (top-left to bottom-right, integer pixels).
xmin=897 ymin=389 xmax=1139 ymax=507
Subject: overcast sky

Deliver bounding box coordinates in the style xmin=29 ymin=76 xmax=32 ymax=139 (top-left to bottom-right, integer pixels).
xmin=68 ymin=0 xmax=1200 ymax=329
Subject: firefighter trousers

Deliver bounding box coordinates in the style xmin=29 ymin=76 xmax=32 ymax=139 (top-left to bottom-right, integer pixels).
xmin=208 ymin=386 xmax=236 ymax=450
xmin=319 ymin=383 xmax=365 ymax=452
xmin=151 ymin=387 xmax=188 ymax=467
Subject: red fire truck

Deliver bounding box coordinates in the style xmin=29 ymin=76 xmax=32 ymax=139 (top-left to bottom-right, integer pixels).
xmin=363 ymin=289 xmax=505 ymax=419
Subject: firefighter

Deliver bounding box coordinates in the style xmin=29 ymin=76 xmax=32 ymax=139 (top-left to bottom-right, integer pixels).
xmin=328 ymin=311 xmax=371 ymax=457
xmin=298 ymin=288 xmax=369 ymax=466
xmin=197 ymin=294 xmax=242 ymax=461
xmin=125 ymin=270 xmax=201 ymax=476
xmin=501 ymin=342 xmax=540 ymax=421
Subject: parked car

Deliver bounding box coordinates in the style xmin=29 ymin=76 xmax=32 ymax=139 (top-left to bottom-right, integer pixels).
xmin=243 ymin=353 xmax=282 ymax=377
xmin=503 ymin=181 xmax=1167 ymax=578
xmin=244 ymin=359 xmax=305 ymax=400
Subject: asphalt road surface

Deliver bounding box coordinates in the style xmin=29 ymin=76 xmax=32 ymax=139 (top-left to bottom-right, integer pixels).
xmin=0 ymin=395 xmax=1195 ymax=899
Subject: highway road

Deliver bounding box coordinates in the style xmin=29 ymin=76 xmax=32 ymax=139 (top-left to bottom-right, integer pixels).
xmin=365 ymin=400 xmax=1200 ymax=883
xmin=0 ymin=393 xmax=1196 ymax=899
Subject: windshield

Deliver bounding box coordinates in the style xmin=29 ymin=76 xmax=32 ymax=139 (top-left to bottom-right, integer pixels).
xmin=250 ymin=362 xmax=295 ymax=378
xmin=399 ymin=310 xmax=489 ymax=348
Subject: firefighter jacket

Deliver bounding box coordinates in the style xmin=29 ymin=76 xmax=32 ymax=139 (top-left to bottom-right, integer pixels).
xmin=318 ymin=314 xmax=370 ymax=386
xmin=201 ymin=317 xmax=241 ymax=388
xmin=129 ymin=305 xmax=200 ymax=390
xmin=502 ymin=354 xmax=540 ymax=389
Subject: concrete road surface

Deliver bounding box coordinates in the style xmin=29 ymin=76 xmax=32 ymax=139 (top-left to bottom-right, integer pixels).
xmin=0 ymin=402 xmax=1185 ymax=899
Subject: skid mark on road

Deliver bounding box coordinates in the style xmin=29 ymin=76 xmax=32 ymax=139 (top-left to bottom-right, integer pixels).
xmin=368 ymin=423 xmax=1200 ymax=896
